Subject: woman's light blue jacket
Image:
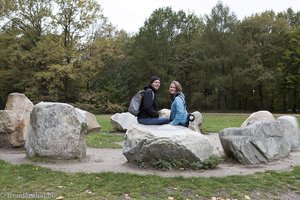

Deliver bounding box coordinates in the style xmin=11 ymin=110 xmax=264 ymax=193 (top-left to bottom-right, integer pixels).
xmin=169 ymin=92 xmax=188 ymax=126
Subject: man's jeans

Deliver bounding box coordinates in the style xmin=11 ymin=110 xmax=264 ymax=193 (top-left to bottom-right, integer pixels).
xmin=137 ymin=117 xmax=169 ymax=125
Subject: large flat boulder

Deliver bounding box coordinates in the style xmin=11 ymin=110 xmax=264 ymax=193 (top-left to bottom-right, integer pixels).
xmin=220 ymin=120 xmax=291 ymax=164
xmin=123 ymin=124 xmax=213 ymax=163
xmin=25 ymin=102 xmax=87 ymax=159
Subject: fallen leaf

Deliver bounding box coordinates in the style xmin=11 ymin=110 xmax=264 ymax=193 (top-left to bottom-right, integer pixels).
xmin=85 ymin=190 xmax=93 ymax=194
xmin=56 ymin=196 xmax=64 ymax=200
xmin=244 ymin=195 xmax=251 ymax=199
xmin=168 ymin=197 xmax=174 ymax=200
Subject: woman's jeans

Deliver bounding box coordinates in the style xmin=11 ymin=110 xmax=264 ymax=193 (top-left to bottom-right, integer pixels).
xmin=137 ymin=117 xmax=169 ymax=125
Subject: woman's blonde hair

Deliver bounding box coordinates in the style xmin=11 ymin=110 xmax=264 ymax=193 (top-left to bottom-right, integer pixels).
xmin=171 ymin=80 xmax=182 ymax=92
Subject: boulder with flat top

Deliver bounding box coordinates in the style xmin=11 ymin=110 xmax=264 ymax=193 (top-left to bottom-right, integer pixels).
xmin=123 ymin=124 xmax=213 ymax=163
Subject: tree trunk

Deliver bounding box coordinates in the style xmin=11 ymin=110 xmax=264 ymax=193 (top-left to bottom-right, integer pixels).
xmin=258 ymin=84 xmax=264 ymax=109
xmin=293 ymin=86 xmax=297 ymax=113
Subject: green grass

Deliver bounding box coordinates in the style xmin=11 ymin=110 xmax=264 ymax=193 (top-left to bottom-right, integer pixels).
xmin=0 ymin=160 xmax=300 ymax=199
xmin=86 ymin=132 xmax=124 ymax=149
xmin=86 ymin=114 xmax=125 ymax=149
xmin=202 ymin=113 xmax=300 ymax=133
xmin=201 ymin=113 xmax=248 ymax=133
xmin=95 ymin=114 xmax=112 ymax=133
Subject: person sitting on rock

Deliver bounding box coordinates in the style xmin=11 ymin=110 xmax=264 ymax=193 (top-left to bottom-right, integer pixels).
xmin=137 ymin=76 xmax=169 ymax=125
xmin=168 ymin=80 xmax=190 ymax=127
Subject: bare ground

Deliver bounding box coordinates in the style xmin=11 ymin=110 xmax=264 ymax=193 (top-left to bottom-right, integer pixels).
xmin=1 ymin=133 xmax=300 ymax=178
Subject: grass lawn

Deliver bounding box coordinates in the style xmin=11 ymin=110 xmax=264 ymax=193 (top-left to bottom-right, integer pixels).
xmin=1 ymin=113 xmax=300 ymax=199
xmin=1 ymin=160 xmax=300 ymax=199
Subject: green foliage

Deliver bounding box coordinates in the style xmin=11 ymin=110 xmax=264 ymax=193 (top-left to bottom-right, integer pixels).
xmin=140 ymin=156 xmax=222 ymax=171
xmin=0 ymin=1 xmax=299 ymax=112
xmin=72 ymin=91 xmax=126 ymax=114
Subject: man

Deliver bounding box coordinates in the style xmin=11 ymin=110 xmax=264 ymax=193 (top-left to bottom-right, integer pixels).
xmin=137 ymin=76 xmax=169 ymax=125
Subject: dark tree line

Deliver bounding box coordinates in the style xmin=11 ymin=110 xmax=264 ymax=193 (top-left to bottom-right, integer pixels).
xmin=0 ymin=1 xmax=299 ymax=113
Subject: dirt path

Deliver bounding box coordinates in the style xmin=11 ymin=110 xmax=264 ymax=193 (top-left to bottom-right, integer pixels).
xmin=1 ymin=133 xmax=300 ymax=177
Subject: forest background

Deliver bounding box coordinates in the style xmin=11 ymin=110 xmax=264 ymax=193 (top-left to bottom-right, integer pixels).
xmin=0 ymin=0 xmax=299 ymax=114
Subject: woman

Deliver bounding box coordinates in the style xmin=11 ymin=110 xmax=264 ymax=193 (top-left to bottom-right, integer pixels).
xmin=169 ymin=80 xmax=189 ymax=127
xmin=137 ymin=76 xmax=169 ymax=125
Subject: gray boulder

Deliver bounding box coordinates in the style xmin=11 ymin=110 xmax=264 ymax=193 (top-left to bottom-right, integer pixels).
xmin=123 ymin=124 xmax=213 ymax=163
xmin=277 ymin=115 xmax=300 ymax=151
xmin=111 ymin=112 xmax=138 ymax=132
xmin=158 ymin=108 xmax=171 ymax=118
xmin=25 ymin=102 xmax=87 ymax=159
xmin=219 ymin=120 xmax=291 ymax=164
xmin=75 ymin=108 xmax=101 ymax=134
xmin=188 ymin=111 xmax=204 ymax=133
xmin=241 ymin=110 xmax=275 ymax=127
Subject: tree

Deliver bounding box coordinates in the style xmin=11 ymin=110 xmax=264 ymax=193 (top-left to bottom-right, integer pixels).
xmin=35 ymin=0 xmax=103 ymax=102
xmin=200 ymin=1 xmax=239 ymax=110
xmin=278 ymin=27 xmax=300 ymax=112
xmin=52 ymin=0 xmax=102 ymax=63
xmin=238 ymin=11 xmax=290 ymax=111
xmin=0 ymin=0 xmax=52 ymax=107
xmin=131 ymin=7 xmax=204 ymax=108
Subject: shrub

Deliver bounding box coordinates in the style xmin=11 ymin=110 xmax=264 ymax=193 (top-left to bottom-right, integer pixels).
xmin=138 ymin=156 xmax=222 ymax=171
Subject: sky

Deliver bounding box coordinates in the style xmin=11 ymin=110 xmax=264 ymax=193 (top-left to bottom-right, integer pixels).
xmin=99 ymin=0 xmax=300 ymax=34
